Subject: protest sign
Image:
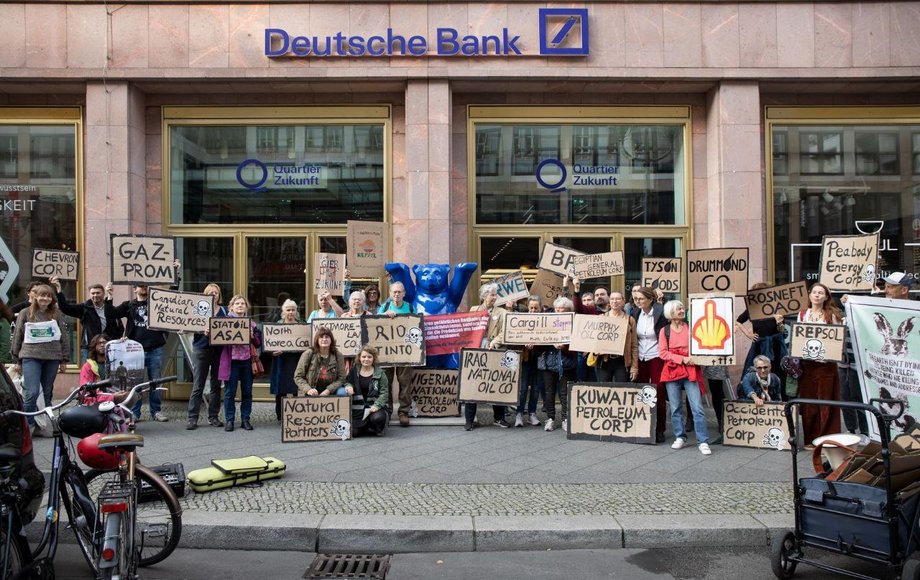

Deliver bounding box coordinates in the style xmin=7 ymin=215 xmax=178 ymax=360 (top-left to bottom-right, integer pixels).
xmin=686 ymin=248 xmax=749 ymax=294
xmin=493 ymin=270 xmax=530 ymax=306
xmin=110 ymin=234 xmax=177 ymax=286
xmin=281 ymin=396 xmax=352 ymax=442
xmin=208 ymin=317 xmax=251 ymax=346
xmin=314 ymin=252 xmax=346 ymax=296
xmin=568 ymin=314 xmax=628 ymax=355
xmin=423 ymin=311 xmax=490 ymax=356
xmin=572 ymin=251 xmax=624 ymax=280
xmin=347 ymin=220 xmax=388 ymax=278
xmin=105 ymin=339 xmax=146 ymax=388
xmin=722 ymin=401 xmax=790 ymax=450
xmin=567 ymin=383 xmax=657 ymax=443
xmin=361 ymin=314 xmax=425 ymax=366
xmin=537 ymin=242 xmax=585 ymax=276
xmin=641 ymin=257 xmax=682 ymax=294
xmin=790 ymin=323 xmax=845 ymax=363
xmin=502 ymin=312 xmax=573 ymax=345
xmin=819 ymin=233 xmax=880 ymax=292
xmin=311 ymin=318 xmax=362 ymax=357
xmin=457 ymin=348 xmax=520 ymax=405
xmin=408 ymin=370 xmax=461 ymax=418
xmin=689 ymin=294 xmax=736 ymax=366
xmin=529 ymin=269 xmax=566 ymax=308
xmin=32 ymin=248 xmax=79 ymax=280
xmin=148 ymin=288 xmax=214 ymax=333
xmin=263 ymin=323 xmax=312 ymax=353
xmin=746 ymin=280 xmax=809 ymax=320
xmin=846 ymin=295 xmax=920 ymax=441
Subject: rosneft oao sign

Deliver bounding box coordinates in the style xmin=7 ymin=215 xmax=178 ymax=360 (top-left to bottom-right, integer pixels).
xmin=265 ymin=8 xmax=588 ymax=58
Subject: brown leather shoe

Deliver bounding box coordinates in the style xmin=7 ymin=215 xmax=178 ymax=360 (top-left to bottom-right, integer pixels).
xmin=399 ymin=414 xmax=410 ymax=427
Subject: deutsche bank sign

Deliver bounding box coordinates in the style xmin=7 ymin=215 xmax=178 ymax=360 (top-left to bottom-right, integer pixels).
xmin=265 ymin=8 xmax=589 ymax=58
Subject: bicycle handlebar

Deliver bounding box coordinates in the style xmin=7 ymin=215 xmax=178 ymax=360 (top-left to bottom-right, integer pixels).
xmin=119 ymin=375 xmax=178 ymax=408
xmin=2 ymin=375 xmax=177 ymax=419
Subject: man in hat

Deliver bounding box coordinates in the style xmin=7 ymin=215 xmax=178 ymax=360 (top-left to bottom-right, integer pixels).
xmin=882 ymin=271 xmax=913 ymax=300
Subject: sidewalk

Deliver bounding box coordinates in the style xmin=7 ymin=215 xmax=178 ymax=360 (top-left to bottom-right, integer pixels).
xmin=30 ymin=399 xmax=804 ymax=553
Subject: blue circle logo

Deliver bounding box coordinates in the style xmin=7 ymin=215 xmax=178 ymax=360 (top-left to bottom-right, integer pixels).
xmin=535 ymin=159 xmax=567 ymax=192
xmin=236 ymin=159 xmax=269 ymax=192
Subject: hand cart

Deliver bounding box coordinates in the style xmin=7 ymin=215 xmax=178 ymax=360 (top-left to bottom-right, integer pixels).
xmin=772 ymin=398 xmax=920 ymax=580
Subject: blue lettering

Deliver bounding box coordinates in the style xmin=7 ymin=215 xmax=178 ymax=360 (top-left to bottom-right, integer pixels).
xmin=291 ymin=35 xmax=310 ymax=56
xmin=347 ymin=36 xmax=366 ymax=56
xmin=503 ymin=29 xmax=521 ymax=55
xmin=407 ymin=35 xmax=427 ymax=56
xmin=387 ymin=28 xmax=407 ymax=55
xmin=367 ymin=36 xmax=386 ymax=56
xmin=265 ymin=29 xmax=289 ymax=56
xmin=437 ymin=28 xmax=459 ymax=56
xmin=482 ymin=34 xmax=500 ymax=55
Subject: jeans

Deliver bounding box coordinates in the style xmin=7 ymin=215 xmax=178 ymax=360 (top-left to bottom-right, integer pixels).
xmin=132 ymin=346 xmax=163 ymax=417
xmin=188 ymin=347 xmax=222 ymax=421
xmin=224 ymin=359 xmax=253 ymax=424
xmin=576 ymin=352 xmax=596 ymax=382
xmin=464 ymin=403 xmax=507 ymax=423
xmin=666 ymin=379 xmax=709 ymax=444
xmin=595 ymin=356 xmax=628 ymax=382
xmin=21 ymin=359 xmax=57 ymax=426
xmin=516 ymin=361 xmax=539 ymax=414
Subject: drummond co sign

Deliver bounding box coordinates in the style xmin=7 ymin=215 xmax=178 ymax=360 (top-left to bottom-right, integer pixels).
xmin=265 ymin=8 xmax=589 ymax=58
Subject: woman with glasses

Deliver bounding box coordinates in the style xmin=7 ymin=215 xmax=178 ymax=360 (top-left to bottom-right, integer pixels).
xmin=738 ymin=355 xmax=782 ymax=406
xmin=630 ymin=286 xmax=669 ymax=443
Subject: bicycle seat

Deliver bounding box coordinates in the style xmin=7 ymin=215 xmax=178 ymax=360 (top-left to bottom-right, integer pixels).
xmin=97 ymin=433 xmax=144 ymax=451
xmin=0 ymin=444 xmax=20 ymax=464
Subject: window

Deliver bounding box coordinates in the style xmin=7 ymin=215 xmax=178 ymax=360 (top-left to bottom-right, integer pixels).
xmin=799 ymin=130 xmax=843 ymax=175
xmin=856 ymin=132 xmax=899 ymax=175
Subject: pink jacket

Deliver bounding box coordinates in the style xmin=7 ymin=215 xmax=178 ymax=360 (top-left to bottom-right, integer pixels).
xmin=657 ymin=324 xmax=701 ymax=385
xmin=217 ymin=317 xmax=261 ymax=381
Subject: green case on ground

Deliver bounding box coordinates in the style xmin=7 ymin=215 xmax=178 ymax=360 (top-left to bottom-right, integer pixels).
xmin=187 ymin=456 xmax=286 ymax=493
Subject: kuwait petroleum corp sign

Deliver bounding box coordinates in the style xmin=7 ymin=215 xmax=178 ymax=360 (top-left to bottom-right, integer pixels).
xmin=265 ymin=8 xmax=589 ymax=58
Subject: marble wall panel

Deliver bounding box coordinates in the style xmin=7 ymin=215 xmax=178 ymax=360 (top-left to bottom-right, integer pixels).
xmin=149 ymin=5 xmax=190 ymax=68
xmin=815 ymin=3 xmax=853 ymax=68
xmin=189 ymin=6 xmax=230 ymax=68
xmin=776 ymin=4 xmax=815 ymax=68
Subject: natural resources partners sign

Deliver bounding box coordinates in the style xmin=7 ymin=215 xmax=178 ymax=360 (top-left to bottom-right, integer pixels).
xmin=265 ymin=8 xmax=588 ymax=58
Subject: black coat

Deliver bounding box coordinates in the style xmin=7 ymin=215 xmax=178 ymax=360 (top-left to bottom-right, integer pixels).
xmin=57 ymin=293 xmax=123 ymax=348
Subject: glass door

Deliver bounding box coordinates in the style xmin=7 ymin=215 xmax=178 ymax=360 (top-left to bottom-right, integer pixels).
xmin=551 ymin=235 xmax=618 ymax=296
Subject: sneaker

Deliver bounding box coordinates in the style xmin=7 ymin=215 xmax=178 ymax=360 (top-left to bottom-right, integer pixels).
xmin=544 ymin=418 xmax=555 ymax=432
xmin=185 ymin=418 xmax=198 ymax=431
xmin=671 ymin=437 xmax=687 ymax=450
xmin=529 ymin=413 xmax=541 ymax=426
xmin=153 ymin=412 xmax=169 ymax=423
xmin=208 ymin=417 xmax=224 ymax=428
xmin=699 ymin=443 xmax=712 ymax=456
xmin=495 ymin=419 xmax=512 ymax=428
xmin=514 ymin=413 xmax=524 ymax=428
xmin=561 ymin=419 xmax=567 ymax=431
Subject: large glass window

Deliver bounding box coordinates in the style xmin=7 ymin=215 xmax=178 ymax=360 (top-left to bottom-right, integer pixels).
xmin=771 ymin=114 xmax=920 ymax=286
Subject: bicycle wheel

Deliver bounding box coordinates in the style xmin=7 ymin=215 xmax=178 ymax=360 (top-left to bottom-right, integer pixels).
xmin=84 ymin=465 xmax=181 ymax=567
xmin=97 ymin=510 xmax=129 ymax=580
xmin=0 ymin=520 xmax=24 ymax=580
xmin=60 ymin=465 xmax=98 ymax=575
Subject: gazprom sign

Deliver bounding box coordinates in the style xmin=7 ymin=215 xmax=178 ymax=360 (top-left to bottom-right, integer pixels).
xmin=265 ymin=8 xmax=589 ymax=58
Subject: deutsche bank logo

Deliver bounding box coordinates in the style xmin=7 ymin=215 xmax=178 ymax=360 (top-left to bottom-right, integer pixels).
xmin=539 ymin=8 xmax=589 ymax=56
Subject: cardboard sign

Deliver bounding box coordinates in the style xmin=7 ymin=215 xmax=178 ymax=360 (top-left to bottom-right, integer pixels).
xmin=689 ymin=294 xmax=736 ymax=366
xmin=423 ymin=311 xmax=490 ymax=356
xmin=502 ymin=312 xmax=573 ymax=345
xmin=32 ymin=248 xmax=79 ymax=280
xmin=148 ymin=288 xmax=214 ymax=333
xmin=281 ymin=396 xmax=352 ymax=442
xmin=567 ymin=383 xmax=657 ymax=444
xmin=314 ymin=252 xmax=346 ymax=296
xmin=746 ymin=280 xmax=809 ymax=320
xmin=408 ymin=369 xmax=461 ymax=418
xmin=568 ymin=314 xmax=628 ymax=355
xmin=572 ymin=251 xmax=624 ymax=280
xmin=361 ymin=314 xmax=425 ymax=366
xmin=208 ymin=317 xmax=251 ymax=346
xmin=686 ymin=247 xmax=749 ymax=295
xmin=311 ymin=318 xmax=362 ymax=357
xmin=457 ymin=348 xmax=520 ymax=405
xmin=537 ymin=242 xmax=585 ymax=276
xmin=110 ymin=234 xmax=177 ymax=286
xmin=528 ymin=269 xmax=566 ymax=308
xmin=790 ymin=323 xmax=846 ymax=363
xmin=641 ymin=257 xmax=682 ymax=294
xmin=493 ymin=270 xmax=530 ymax=306
xmin=347 ymin=220 xmax=388 ymax=278
xmin=722 ymin=401 xmax=790 ymax=450
xmin=818 ymin=233 xmax=880 ymax=292
xmin=263 ymin=323 xmax=312 ymax=353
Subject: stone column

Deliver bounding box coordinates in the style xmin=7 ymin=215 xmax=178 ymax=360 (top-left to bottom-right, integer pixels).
xmin=704 ymin=81 xmax=765 ymax=283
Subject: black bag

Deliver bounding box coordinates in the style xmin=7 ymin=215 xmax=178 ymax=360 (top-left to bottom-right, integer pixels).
xmin=140 ymin=463 xmax=186 ymax=502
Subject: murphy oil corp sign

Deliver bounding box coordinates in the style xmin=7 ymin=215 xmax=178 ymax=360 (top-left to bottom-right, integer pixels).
xmin=265 ymin=8 xmax=589 ymax=58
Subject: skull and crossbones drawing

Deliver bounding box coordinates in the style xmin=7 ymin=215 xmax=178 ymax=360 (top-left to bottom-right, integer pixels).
xmin=802 ymin=339 xmax=826 ymax=361
xmin=330 ymin=418 xmax=351 ymax=441
xmin=409 ymin=399 xmax=419 ymax=418
xmin=195 ymin=300 xmax=212 ymax=317
xmin=405 ymin=327 xmax=423 ymax=347
xmin=638 ymin=385 xmax=657 ymax=408
xmin=763 ymin=427 xmax=785 ymax=451
xmin=499 ymin=351 xmax=519 ymax=369
xmin=862 ymin=264 xmax=876 ymax=284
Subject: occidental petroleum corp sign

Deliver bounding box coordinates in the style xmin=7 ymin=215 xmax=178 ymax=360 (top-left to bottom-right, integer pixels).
xmin=265 ymin=8 xmax=589 ymax=58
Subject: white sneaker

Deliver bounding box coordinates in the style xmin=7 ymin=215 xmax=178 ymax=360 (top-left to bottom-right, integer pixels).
xmin=529 ymin=413 xmax=541 ymax=426
xmin=561 ymin=419 xmax=567 ymax=431
xmin=699 ymin=443 xmax=712 ymax=456
xmin=671 ymin=437 xmax=686 ymax=450
xmin=544 ymin=418 xmax=555 ymax=432
xmin=514 ymin=413 xmax=524 ymax=428
xmin=153 ymin=412 xmax=169 ymax=423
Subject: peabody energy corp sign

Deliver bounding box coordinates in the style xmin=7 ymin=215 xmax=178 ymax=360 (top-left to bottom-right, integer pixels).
xmin=265 ymin=8 xmax=589 ymax=58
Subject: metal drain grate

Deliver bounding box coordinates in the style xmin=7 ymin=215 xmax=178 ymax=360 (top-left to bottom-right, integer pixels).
xmin=304 ymin=554 xmax=391 ymax=579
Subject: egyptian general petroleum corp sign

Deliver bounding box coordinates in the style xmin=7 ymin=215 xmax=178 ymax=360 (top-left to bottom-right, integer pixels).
xmin=264 ymin=8 xmax=590 ymax=58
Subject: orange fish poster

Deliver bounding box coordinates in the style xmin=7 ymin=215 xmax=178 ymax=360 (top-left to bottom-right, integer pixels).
xmin=688 ymin=294 xmax=736 ymax=366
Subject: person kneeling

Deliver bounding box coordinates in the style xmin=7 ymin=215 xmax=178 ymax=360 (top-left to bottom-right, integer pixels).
xmin=346 ymin=346 xmax=390 ymax=437
xmin=737 ymin=355 xmax=782 ymax=407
